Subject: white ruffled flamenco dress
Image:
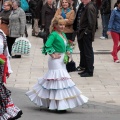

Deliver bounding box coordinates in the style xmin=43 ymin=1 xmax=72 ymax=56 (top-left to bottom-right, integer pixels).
xmin=26 ymin=54 xmax=88 ymax=110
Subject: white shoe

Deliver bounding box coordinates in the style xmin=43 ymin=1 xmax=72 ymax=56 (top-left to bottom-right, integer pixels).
xmin=100 ymin=36 xmax=106 ymax=39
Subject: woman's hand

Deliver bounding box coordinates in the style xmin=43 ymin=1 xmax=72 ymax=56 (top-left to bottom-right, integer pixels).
xmin=6 ymin=73 xmax=10 ymax=78
xmin=51 ymin=53 xmax=61 ymax=59
xmin=107 ymin=31 xmax=111 ymax=35
xmin=66 ymin=51 xmax=70 ymax=55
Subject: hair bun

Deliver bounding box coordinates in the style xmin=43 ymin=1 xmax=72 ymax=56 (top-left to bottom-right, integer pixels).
xmin=49 ymin=16 xmax=66 ymax=33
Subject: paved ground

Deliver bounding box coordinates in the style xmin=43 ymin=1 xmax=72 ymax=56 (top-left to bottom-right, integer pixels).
xmin=6 ymin=18 xmax=120 ymax=120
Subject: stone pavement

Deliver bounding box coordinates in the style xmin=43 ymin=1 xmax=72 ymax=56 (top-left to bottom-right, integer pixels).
xmin=6 ymin=20 xmax=120 ymax=120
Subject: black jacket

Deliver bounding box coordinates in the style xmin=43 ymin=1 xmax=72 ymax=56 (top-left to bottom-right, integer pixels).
xmin=41 ymin=3 xmax=55 ymax=30
xmin=100 ymin=0 xmax=111 ymax=15
xmin=29 ymin=0 xmax=43 ymax=18
xmin=0 ymin=10 xmax=11 ymax=24
xmin=74 ymin=2 xmax=96 ymax=41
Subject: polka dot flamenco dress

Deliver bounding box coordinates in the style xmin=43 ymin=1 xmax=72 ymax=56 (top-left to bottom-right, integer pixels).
xmin=0 ymin=30 xmax=23 ymax=120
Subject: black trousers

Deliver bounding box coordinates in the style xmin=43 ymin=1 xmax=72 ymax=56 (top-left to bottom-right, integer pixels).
xmin=43 ymin=29 xmax=49 ymax=45
xmin=6 ymin=36 xmax=16 ymax=56
xmin=72 ymin=32 xmax=77 ymax=41
xmin=77 ymin=33 xmax=94 ymax=74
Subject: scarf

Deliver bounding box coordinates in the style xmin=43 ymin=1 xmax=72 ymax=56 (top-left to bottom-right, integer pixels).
xmin=61 ymin=8 xmax=71 ymax=19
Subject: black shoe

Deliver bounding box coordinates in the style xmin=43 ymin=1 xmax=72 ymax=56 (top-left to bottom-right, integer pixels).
xmin=57 ymin=110 xmax=67 ymax=113
xmin=76 ymin=66 xmax=85 ymax=71
xmin=80 ymin=72 xmax=93 ymax=77
xmin=78 ymin=70 xmax=86 ymax=75
xmin=12 ymin=55 xmax=21 ymax=58
xmin=9 ymin=110 xmax=23 ymax=120
xmin=32 ymin=33 xmax=36 ymax=36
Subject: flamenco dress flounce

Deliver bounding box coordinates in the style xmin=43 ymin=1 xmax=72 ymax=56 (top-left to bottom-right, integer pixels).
xmin=0 ymin=71 xmax=23 ymax=120
xmin=0 ymin=54 xmax=23 ymax=119
xmin=26 ymin=54 xmax=88 ymax=110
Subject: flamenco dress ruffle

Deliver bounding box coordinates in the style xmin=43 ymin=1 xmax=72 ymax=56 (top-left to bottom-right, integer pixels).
xmin=0 ymin=60 xmax=23 ymax=120
xmin=0 ymin=83 xmax=23 ymax=120
xmin=26 ymin=54 xmax=88 ymax=110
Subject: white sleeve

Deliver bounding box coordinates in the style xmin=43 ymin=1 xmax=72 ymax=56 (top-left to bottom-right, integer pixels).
xmin=4 ymin=46 xmax=13 ymax=74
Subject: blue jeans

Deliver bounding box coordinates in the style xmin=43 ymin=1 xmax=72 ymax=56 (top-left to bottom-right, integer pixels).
xmin=101 ymin=14 xmax=110 ymax=38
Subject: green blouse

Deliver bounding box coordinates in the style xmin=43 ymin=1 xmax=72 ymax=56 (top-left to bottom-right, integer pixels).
xmin=42 ymin=31 xmax=72 ymax=54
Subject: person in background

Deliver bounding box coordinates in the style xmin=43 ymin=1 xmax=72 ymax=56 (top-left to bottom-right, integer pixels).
xmin=8 ymin=0 xmax=26 ymax=58
xmin=26 ymin=16 xmax=88 ymax=111
xmin=92 ymin=0 xmax=99 ymax=30
xmin=72 ymin=0 xmax=81 ymax=12
xmin=74 ymin=0 xmax=96 ymax=77
xmin=29 ymin=0 xmax=43 ymax=36
xmin=0 ymin=1 xmax=12 ymax=55
xmin=41 ymin=0 xmax=55 ymax=44
xmin=100 ymin=0 xmax=111 ymax=40
xmin=107 ymin=0 xmax=120 ymax=63
xmin=57 ymin=0 xmax=81 ymax=12
xmin=114 ymin=1 xmax=119 ymax=9
xmin=0 ymin=29 xmax=23 ymax=120
xmin=55 ymin=0 xmax=75 ymax=41
xmin=28 ymin=0 xmax=37 ymax=30
xmin=73 ymin=0 xmax=84 ymax=71
xmin=71 ymin=0 xmax=81 ymax=41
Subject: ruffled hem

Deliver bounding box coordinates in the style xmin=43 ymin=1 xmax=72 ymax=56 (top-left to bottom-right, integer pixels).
xmin=26 ymin=93 xmax=88 ymax=110
xmin=26 ymin=84 xmax=82 ymax=100
xmin=26 ymin=64 xmax=88 ymax=110
xmin=26 ymin=77 xmax=88 ymax=110
xmin=0 ymin=108 xmax=23 ymax=120
xmin=0 ymin=97 xmax=23 ymax=120
xmin=43 ymin=69 xmax=71 ymax=80
xmin=42 ymin=46 xmax=55 ymax=55
xmin=38 ymin=77 xmax=76 ymax=89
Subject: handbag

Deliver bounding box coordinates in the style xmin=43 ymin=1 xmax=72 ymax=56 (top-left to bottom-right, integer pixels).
xmin=66 ymin=54 xmax=76 ymax=72
xmin=38 ymin=29 xmax=47 ymax=39
xmin=12 ymin=37 xmax=31 ymax=55
xmin=0 ymin=23 xmax=9 ymax=36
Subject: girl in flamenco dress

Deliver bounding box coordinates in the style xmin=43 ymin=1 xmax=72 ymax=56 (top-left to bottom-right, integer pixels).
xmin=0 ymin=29 xmax=23 ymax=120
xmin=26 ymin=16 xmax=88 ymax=111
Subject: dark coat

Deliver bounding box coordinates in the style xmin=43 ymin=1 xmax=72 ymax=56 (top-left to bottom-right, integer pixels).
xmin=29 ymin=0 xmax=43 ymax=18
xmin=29 ymin=0 xmax=37 ymax=17
xmin=100 ymin=0 xmax=111 ymax=15
xmin=74 ymin=2 xmax=96 ymax=41
xmin=0 ymin=10 xmax=11 ymax=24
xmin=41 ymin=3 xmax=55 ymax=30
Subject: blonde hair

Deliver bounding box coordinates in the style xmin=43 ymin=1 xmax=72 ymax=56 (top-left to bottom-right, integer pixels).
xmin=4 ymin=1 xmax=12 ymax=9
xmin=59 ymin=0 xmax=73 ymax=9
xmin=49 ymin=15 xmax=66 ymax=33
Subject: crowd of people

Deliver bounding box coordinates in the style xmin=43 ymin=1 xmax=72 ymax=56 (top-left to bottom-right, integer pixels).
xmin=1 ymin=0 xmax=120 ymax=119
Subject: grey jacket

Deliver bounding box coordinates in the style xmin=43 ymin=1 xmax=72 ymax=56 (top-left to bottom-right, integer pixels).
xmin=9 ymin=7 xmax=26 ymax=38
